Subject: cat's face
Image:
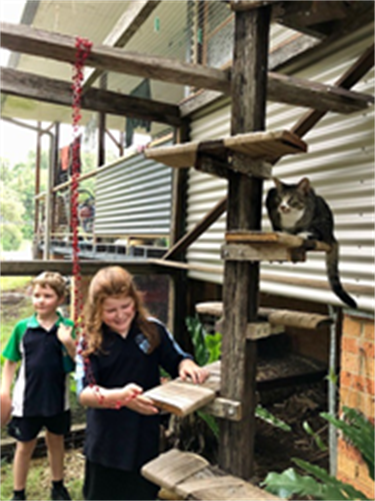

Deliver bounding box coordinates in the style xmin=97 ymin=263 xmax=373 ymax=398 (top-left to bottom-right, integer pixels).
xmin=274 ymin=178 xmax=310 ymax=228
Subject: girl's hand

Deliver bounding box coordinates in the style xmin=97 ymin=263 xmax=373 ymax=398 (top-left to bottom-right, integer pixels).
xmin=57 ymin=324 xmax=76 ymax=359
xmin=178 ymin=359 xmax=210 ymax=384
xmin=57 ymin=324 xmax=73 ymax=345
xmin=120 ymin=383 xmax=143 ymax=404
xmin=125 ymin=395 xmax=159 ymax=415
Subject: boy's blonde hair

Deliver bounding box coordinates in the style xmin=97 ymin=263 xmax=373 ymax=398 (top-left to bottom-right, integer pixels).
xmin=32 ymin=271 xmax=68 ymax=299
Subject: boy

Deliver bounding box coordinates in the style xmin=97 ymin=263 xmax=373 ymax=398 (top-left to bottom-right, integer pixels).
xmin=1 ymin=272 xmax=76 ymax=501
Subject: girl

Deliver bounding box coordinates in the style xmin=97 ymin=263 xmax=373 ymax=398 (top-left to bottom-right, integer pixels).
xmin=76 ymin=266 xmax=209 ymax=500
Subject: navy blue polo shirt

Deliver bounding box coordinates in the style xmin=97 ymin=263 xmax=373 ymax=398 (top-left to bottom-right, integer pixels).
xmin=2 ymin=312 xmax=75 ymax=417
xmin=76 ymin=317 xmax=192 ymax=472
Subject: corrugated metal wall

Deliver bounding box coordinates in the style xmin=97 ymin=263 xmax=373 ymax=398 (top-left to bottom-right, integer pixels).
xmin=95 ymin=145 xmax=173 ymax=238
xmin=186 ymin=25 xmax=374 ymax=312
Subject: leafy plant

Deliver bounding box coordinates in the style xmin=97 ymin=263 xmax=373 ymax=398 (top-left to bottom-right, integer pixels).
xmin=186 ymin=315 xmax=291 ymax=433
xmin=262 ymin=406 xmax=374 ymax=500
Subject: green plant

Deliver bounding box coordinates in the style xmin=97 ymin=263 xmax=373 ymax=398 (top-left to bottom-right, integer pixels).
xmin=186 ymin=315 xmax=291 ymax=435
xmin=261 ymin=406 xmax=375 ymax=500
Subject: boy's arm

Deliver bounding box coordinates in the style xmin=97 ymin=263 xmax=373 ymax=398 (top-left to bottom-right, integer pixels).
xmin=1 ymin=359 xmax=18 ymax=396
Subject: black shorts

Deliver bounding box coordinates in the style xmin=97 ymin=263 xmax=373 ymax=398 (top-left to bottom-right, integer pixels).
xmin=7 ymin=410 xmax=71 ymax=442
xmin=83 ymin=459 xmax=159 ymax=500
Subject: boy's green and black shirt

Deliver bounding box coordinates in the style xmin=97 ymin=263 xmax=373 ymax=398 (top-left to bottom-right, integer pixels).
xmin=2 ymin=312 xmax=75 ymax=417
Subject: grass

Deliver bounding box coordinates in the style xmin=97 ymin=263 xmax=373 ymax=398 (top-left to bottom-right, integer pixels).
xmin=0 ymin=276 xmax=33 ymax=293
xmin=1 ymin=450 xmax=85 ymax=501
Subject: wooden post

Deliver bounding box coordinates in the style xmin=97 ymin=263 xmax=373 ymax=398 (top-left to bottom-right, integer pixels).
xmin=219 ymin=6 xmax=271 ymax=479
xmin=98 ymin=73 xmax=107 ymax=167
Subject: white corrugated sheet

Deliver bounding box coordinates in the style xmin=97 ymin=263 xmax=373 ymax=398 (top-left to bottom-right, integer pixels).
xmin=95 ymin=145 xmax=173 ymax=237
xmin=186 ymin=25 xmax=374 ymax=312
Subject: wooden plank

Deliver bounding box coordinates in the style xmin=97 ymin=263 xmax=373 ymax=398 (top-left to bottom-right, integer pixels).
xmin=223 ymin=129 xmax=307 ymax=157
xmin=141 ymin=449 xmax=209 ymax=492
xmin=144 ymin=129 xmax=307 ymax=169
xmin=225 ymin=231 xmax=332 ymax=251
xmin=143 ymin=380 xmax=216 ymax=417
xmin=222 ymin=242 xmax=307 ymax=262
xmin=83 ymin=0 xmax=161 ymax=89
xmin=195 ymin=301 xmax=333 ymax=330
xmin=142 ymin=449 xmax=282 ymax=501
xmin=144 ymin=141 xmax=199 ymax=168
xmin=259 ymin=308 xmax=333 ymax=330
xmin=246 ymin=321 xmax=287 ymax=339
xmin=1 ymin=68 xmax=182 ymax=126
xmin=1 ymin=22 xmax=372 ymax=112
xmin=202 ymin=397 xmax=242 ymax=421
xmin=179 ymin=475 xmax=281 ymax=500
xmin=0 ymin=22 xmax=231 ymax=94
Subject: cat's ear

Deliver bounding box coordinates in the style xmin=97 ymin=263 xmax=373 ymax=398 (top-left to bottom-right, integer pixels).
xmin=298 ymin=177 xmax=310 ymax=195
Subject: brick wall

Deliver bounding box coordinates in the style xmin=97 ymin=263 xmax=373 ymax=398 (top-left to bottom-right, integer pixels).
xmin=337 ymin=313 xmax=374 ymax=499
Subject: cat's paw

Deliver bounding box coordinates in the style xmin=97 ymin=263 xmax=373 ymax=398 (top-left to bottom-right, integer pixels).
xmin=297 ymin=231 xmax=314 ymax=239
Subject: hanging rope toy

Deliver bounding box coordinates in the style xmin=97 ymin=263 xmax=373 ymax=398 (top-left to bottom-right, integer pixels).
xmin=70 ymin=37 xmax=135 ymax=410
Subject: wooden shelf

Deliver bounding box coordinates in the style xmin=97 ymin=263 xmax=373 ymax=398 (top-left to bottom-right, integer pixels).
xmin=144 ymin=130 xmax=307 ymax=169
xmin=142 ymin=449 xmax=282 ymax=500
xmin=195 ymin=301 xmax=333 ymax=330
xmin=222 ymin=231 xmax=331 ymax=262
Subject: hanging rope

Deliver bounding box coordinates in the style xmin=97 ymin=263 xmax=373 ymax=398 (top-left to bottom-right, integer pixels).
xmin=70 ymin=38 xmax=131 ymax=410
xmin=71 ymin=37 xmax=92 ymax=337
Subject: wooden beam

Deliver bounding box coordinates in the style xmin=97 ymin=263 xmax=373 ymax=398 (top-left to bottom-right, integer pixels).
xmin=1 ymin=22 xmax=372 ymax=112
xmin=0 ymin=259 xmax=187 ymax=277
xmin=292 ymin=44 xmax=375 ymax=137
xmin=162 ymin=197 xmax=227 ymax=261
xmin=267 ymin=71 xmax=373 ymax=113
xmin=82 ymin=0 xmax=161 ymax=90
xmin=1 ymin=68 xmax=182 ymax=126
xmin=0 ymin=22 xmax=231 ymax=94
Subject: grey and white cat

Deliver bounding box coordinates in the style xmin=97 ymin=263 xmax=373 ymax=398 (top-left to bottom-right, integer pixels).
xmin=266 ymin=177 xmax=357 ymax=309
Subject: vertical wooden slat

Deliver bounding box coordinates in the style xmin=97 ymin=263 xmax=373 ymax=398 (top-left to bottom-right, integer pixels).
xmin=219 ymin=6 xmax=271 ymax=479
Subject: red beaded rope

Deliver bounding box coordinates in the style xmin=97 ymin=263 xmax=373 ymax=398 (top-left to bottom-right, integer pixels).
xmin=71 ymin=38 xmax=131 ymax=410
xmin=71 ymin=37 xmax=92 ymax=336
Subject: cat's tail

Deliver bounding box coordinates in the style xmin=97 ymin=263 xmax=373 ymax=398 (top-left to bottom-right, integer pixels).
xmin=326 ymin=241 xmax=357 ymax=309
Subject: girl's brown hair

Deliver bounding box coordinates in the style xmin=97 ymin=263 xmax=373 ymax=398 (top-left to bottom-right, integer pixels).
xmin=82 ymin=266 xmax=160 ymax=356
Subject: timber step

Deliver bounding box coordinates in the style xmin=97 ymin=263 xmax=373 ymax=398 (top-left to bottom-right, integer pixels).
xmin=144 ymin=130 xmax=307 ymax=173
xmin=223 ymin=231 xmax=331 ymax=262
xmin=142 ymin=448 xmax=281 ymax=500
xmin=143 ymin=353 xmax=327 ymax=419
xmin=195 ymin=301 xmax=333 ymax=330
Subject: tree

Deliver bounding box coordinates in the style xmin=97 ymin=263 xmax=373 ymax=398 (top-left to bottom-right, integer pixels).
xmin=0 ymin=181 xmax=25 ymax=251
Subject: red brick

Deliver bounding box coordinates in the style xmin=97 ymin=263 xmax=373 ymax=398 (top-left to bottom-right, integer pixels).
xmin=341 ymin=336 xmax=358 ymax=354
xmin=343 ymin=316 xmax=362 ymax=337
xmin=338 ymin=439 xmax=362 ymax=462
xmin=363 ymin=320 xmax=374 ymax=341
xmin=358 ymin=340 xmax=375 ymax=360
xmin=337 ymin=454 xmax=356 ymax=479
xmin=339 ymin=388 xmax=375 ymax=419
xmin=341 ymin=351 xmax=360 ymax=375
